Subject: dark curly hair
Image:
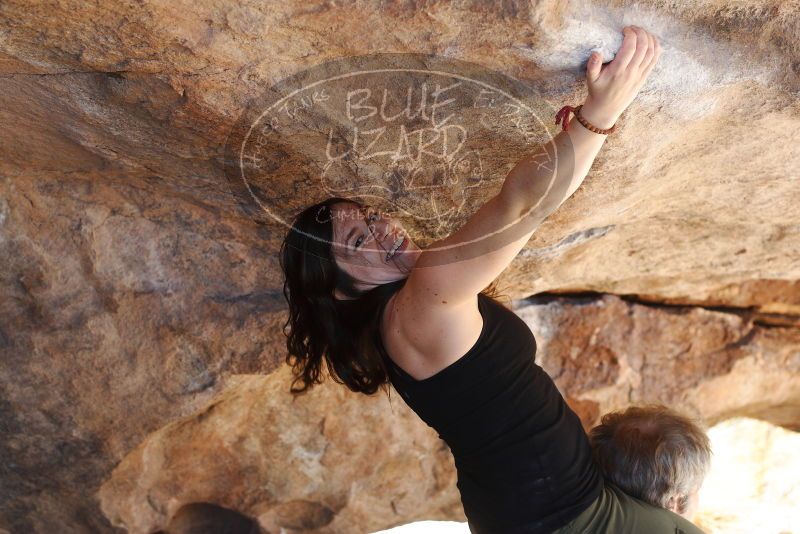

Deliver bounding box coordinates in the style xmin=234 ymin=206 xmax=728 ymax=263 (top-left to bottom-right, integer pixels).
xmin=279 ymin=196 xmax=506 ymax=396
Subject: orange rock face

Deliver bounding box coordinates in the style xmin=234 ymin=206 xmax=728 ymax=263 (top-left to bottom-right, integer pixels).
xmin=97 ymin=295 xmax=799 ymax=533
xmin=1 ymin=0 xmax=798 ymax=532
xmin=98 ymin=369 xmax=462 ymax=534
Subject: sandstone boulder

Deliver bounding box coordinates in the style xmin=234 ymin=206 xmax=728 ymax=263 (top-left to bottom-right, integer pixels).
xmin=1 ymin=0 xmax=798 ymax=532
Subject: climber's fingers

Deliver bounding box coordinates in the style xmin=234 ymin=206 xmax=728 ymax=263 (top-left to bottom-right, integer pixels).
xmin=607 ymin=26 xmax=639 ymax=75
xmin=627 ymin=26 xmax=652 ymax=71
xmin=639 ymin=35 xmax=662 ymax=82
xmin=586 ymin=51 xmax=603 ymax=83
xmin=639 ymin=32 xmax=656 ymax=74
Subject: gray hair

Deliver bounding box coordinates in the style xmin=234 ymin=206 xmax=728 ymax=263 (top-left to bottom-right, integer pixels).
xmin=588 ymin=404 xmax=712 ymax=513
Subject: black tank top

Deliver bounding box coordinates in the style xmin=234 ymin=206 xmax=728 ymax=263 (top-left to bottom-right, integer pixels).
xmin=376 ymin=292 xmax=603 ymax=533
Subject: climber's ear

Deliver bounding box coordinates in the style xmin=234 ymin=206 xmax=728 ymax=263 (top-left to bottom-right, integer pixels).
xmin=664 ymin=494 xmax=681 ymax=514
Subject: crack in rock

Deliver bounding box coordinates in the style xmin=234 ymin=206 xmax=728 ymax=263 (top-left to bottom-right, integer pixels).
xmin=517 ymin=225 xmax=614 ymax=258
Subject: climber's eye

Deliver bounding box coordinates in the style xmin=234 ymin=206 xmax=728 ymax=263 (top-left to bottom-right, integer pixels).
xmin=351 ymin=206 xmax=379 ymax=251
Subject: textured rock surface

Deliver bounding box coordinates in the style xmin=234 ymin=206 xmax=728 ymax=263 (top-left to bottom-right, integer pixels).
xmin=98 ymin=366 xmax=462 ymax=534
xmin=98 ymin=295 xmax=800 ymax=533
xmin=1 ymin=0 xmax=798 ymax=532
xmin=516 ymin=294 xmax=800 ymax=431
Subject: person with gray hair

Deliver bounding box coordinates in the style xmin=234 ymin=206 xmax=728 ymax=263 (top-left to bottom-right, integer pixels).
xmin=588 ymin=405 xmax=713 ymax=521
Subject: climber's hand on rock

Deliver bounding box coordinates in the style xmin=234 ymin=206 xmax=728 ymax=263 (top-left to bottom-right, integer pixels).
xmin=580 ymin=25 xmax=662 ymax=130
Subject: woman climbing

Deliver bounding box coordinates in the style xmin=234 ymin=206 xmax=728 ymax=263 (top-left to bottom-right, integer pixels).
xmin=280 ymin=25 xmax=705 ymax=533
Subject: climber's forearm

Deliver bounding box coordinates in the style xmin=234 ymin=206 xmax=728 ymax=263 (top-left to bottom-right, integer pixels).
xmin=500 ymin=23 xmax=661 ymax=220
xmin=500 ymin=100 xmax=616 ymax=219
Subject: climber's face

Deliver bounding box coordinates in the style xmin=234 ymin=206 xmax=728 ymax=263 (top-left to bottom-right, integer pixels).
xmin=329 ymin=202 xmax=421 ymax=297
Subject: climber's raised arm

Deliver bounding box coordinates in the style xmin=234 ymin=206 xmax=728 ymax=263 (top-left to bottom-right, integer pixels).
xmin=403 ymin=25 xmax=662 ymax=308
xmin=506 ymin=26 xmax=661 ymax=213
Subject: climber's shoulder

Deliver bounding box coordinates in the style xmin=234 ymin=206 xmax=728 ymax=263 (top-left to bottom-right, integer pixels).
xmin=379 ymin=284 xmax=482 ymax=381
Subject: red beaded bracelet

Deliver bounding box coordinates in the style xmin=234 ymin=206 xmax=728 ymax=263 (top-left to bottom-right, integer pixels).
xmin=555 ymin=104 xmax=617 ymax=135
